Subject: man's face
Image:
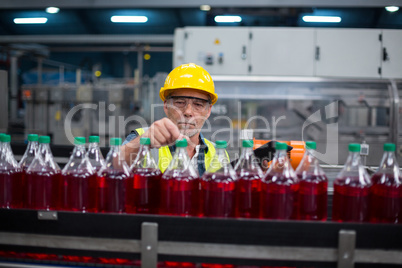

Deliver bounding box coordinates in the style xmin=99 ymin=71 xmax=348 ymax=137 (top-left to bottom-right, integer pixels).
xmin=164 ymin=88 xmax=212 ymax=138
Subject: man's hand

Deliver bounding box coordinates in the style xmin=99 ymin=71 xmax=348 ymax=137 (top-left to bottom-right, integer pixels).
xmin=142 ymin=118 xmax=182 ymax=148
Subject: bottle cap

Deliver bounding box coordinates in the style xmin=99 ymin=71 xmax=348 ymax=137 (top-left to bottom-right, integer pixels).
xmin=176 ymin=139 xmax=187 ymax=148
xmin=305 ymin=141 xmax=316 ymax=150
xmin=275 ymin=142 xmax=287 ymax=150
xmin=140 ymin=137 xmax=151 ymax=145
xmin=0 ymin=133 xmax=5 ymax=141
xmin=215 ymin=140 xmax=227 ymax=149
xmin=242 ymin=140 xmax=253 ymax=148
xmin=39 ymin=136 xmax=50 ymax=144
xmin=74 ymin=137 xmax=86 ymax=145
xmin=110 ymin=138 xmax=122 ymax=146
xmin=348 ymin=143 xmax=360 ymax=152
xmin=2 ymin=135 xmax=11 ymax=143
xmin=28 ymin=134 xmax=39 ymax=142
xmin=89 ymin=136 xmax=100 ymax=143
xmin=384 ymin=143 xmax=396 ymax=152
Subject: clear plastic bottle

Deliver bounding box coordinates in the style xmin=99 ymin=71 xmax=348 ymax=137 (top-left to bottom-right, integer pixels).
xmin=233 ymin=139 xmax=262 ymax=218
xmin=295 ymin=141 xmax=328 ymax=221
xmin=261 ymin=142 xmax=299 ymax=220
xmin=332 ymin=143 xmax=372 ymax=222
xmin=127 ymin=137 xmax=162 ymax=214
xmin=97 ymin=138 xmax=130 ymax=213
xmin=87 ymin=136 xmax=105 ymax=172
xmin=61 ymin=137 xmax=96 ymax=212
xmin=26 ymin=136 xmax=62 ymax=210
xmin=19 ymin=134 xmax=39 ymax=171
xmin=369 ymin=143 xmax=402 ymax=223
xmin=160 ymin=139 xmax=199 ymax=216
xmin=0 ymin=135 xmax=24 ymax=208
xmin=201 ymin=140 xmax=237 ymax=218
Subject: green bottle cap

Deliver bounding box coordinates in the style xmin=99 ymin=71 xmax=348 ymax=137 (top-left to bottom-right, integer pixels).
xmin=28 ymin=134 xmax=39 ymax=142
xmin=89 ymin=136 xmax=100 ymax=143
xmin=242 ymin=140 xmax=253 ymax=148
xmin=74 ymin=137 xmax=86 ymax=145
xmin=384 ymin=143 xmax=396 ymax=152
xmin=39 ymin=136 xmax=50 ymax=144
xmin=140 ymin=137 xmax=151 ymax=145
xmin=176 ymin=139 xmax=188 ymax=148
xmin=349 ymin=143 xmax=360 ymax=152
xmin=215 ymin=140 xmax=227 ymax=149
xmin=0 ymin=133 xmax=5 ymax=141
xmin=110 ymin=138 xmax=122 ymax=146
xmin=275 ymin=142 xmax=287 ymax=150
xmin=305 ymin=141 xmax=316 ymax=150
xmin=3 ymin=135 xmax=11 ymax=143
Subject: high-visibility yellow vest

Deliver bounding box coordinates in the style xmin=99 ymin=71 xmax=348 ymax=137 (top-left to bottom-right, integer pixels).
xmin=135 ymin=128 xmax=217 ymax=173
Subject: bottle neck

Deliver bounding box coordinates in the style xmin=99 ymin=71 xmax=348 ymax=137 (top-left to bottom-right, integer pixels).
xmin=345 ymin=151 xmax=362 ymax=168
xmin=378 ymin=151 xmax=399 ymax=175
xmin=72 ymin=144 xmax=86 ymax=158
xmin=270 ymin=149 xmax=291 ymax=171
xmin=88 ymin=142 xmax=100 ymax=150
xmin=132 ymin=144 xmax=157 ymax=169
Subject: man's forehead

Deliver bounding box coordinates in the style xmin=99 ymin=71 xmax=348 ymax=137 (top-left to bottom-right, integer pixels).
xmin=169 ymin=88 xmax=209 ymax=99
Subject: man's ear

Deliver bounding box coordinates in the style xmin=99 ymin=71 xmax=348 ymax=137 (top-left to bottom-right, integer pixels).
xmin=163 ymin=100 xmax=168 ymax=114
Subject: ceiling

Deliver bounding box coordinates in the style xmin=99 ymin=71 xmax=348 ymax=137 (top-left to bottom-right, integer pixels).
xmin=0 ymin=1 xmax=402 ymax=45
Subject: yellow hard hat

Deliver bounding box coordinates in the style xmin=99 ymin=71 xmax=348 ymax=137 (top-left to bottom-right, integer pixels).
xmin=160 ymin=63 xmax=218 ymax=105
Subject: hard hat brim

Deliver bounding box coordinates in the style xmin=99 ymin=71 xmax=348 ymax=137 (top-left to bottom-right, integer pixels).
xmin=160 ymin=86 xmax=218 ymax=105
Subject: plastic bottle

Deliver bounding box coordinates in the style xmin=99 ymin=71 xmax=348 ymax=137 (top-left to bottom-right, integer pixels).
xmin=19 ymin=134 xmax=39 ymax=207
xmin=97 ymin=138 xmax=130 ymax=213
xmin=260 ymin=142 xmax=299 ymax=220
xmin=332 ymin=143 xmax=372 ymax=222
xmin=233 ymin=139 xmax=262 ymax=218
xmin=26 ymin=136 xmax=62 ymax=210
xmin=0 ymin=134 xmax=24 ymax=208
xmin=295 ymin=141 xmax=328 ymax=221
xmin=201 ymin=140 xmax=237 ymax=218
xmin=87 ymin=136 xmax=105 ymax=172
xmin=160 ymin=139 xmax=199 ymax=216
xmin=127 ymin=137 xmax=162 ymax=214
xmin=369 ymin=143 xmax=402 ymax=223
xmin=61 ymin=137 xmax=96 ymax=212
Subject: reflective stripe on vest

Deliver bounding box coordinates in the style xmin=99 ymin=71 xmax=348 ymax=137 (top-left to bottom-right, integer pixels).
xmin=135 ymin=128 xmax=216 ymax=173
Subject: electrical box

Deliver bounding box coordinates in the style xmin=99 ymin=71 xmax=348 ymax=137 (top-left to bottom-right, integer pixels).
xmin=249 ymin=28 xmax=315 ymax=76
xmin=381 ymin=29 xmax=402 ymax=78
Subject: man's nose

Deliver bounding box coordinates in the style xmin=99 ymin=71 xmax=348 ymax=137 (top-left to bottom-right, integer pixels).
xmin=183 ymin=102 xmax=194 ymax=116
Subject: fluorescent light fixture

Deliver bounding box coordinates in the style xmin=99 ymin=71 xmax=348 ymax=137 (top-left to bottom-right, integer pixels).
xmin=13 ymin=17 xmax=48 ymax=24
xmin=302 ymin=15 xmax=341 ymax=23
xmin=46 ymin=7 xmax=60 ymax=14
xmin=200 ymin=5 xmax=211 ymax=11
xmin=110 ymin=16 xmax=148 ymax=23
xmin=214 ymin=15 xmax=242 ymax=23
xmin=385 ymin=6 xmax=399 ymax=12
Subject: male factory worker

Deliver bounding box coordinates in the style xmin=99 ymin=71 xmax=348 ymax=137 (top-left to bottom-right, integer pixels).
xmin=121 ymin=63 xmax=219 ymax=176
xmin=121 ymin=63 xmax=284 ymax=175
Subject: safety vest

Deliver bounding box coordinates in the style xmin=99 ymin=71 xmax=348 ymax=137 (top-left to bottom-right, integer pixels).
xmin=135 ymin=128 xmax=217 ymax=173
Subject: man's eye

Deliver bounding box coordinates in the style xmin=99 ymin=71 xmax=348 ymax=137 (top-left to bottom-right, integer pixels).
xmin=194 ymin=103 xmax=204 ymax=107
xmin=175 ymin=101 xmax=185 ymax=105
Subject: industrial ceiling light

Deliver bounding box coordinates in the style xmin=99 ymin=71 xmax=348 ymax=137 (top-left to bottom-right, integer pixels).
xmin=302 ymin=16 xmax=341 ymax=23
xmin=385 ymin=6 xmax=399 ymax=12
xmin=200 ymin=5 xmax=211 ymax=11
xmin=214 ymin=15 xmax=242 ymax=23
xmin=110 ymin=16 xmax=148 ymax=23
xmin=14 ymin=17 xmax=48 ymax=24
xmin=46 ymin=7 xmax=60 ymax=14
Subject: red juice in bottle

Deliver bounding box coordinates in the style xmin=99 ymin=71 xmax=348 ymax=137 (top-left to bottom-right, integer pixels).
xmin=87 ymin=136 xmax=105 ymax=172
xmin=97 ymin=171 xmax=128 ymax=213
xmin=19 ymin=134 xmax=39 ymax=207
xmin=298 ymin=176 xmax=327 ymax=221
xmin=126 ymin=168 xmax=162 ymax=214
xmin=0 ymin=134 xmax=24 ymax=209
xmin=160 ymin=176 xmax=199 ymax=216
xmin=234 ymin=139 xmax=263 ymax=218
xmin=201 ymin=174 xmax=236 ymax=217
xmin=97 ymin=137 xmax=130 ymax=213
xmin=61 ymin=137 xmax=96 ymax=212
xmin=127 ymin=137 xmax=162 ymax=214
xmin=160 ymin=139 xmax=200 ymax=217
xmin=332 ymin=143 xmax=371 ymax=223
xmin=235 ymin=173 xmax=261 ymax=218
xmin=201 ymin=140 xmax=237 ymax=218
xmin=369 ymin=143 xmax=402 ymax=223
xmin=260 ymin=142 xmax=299 ymax=220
